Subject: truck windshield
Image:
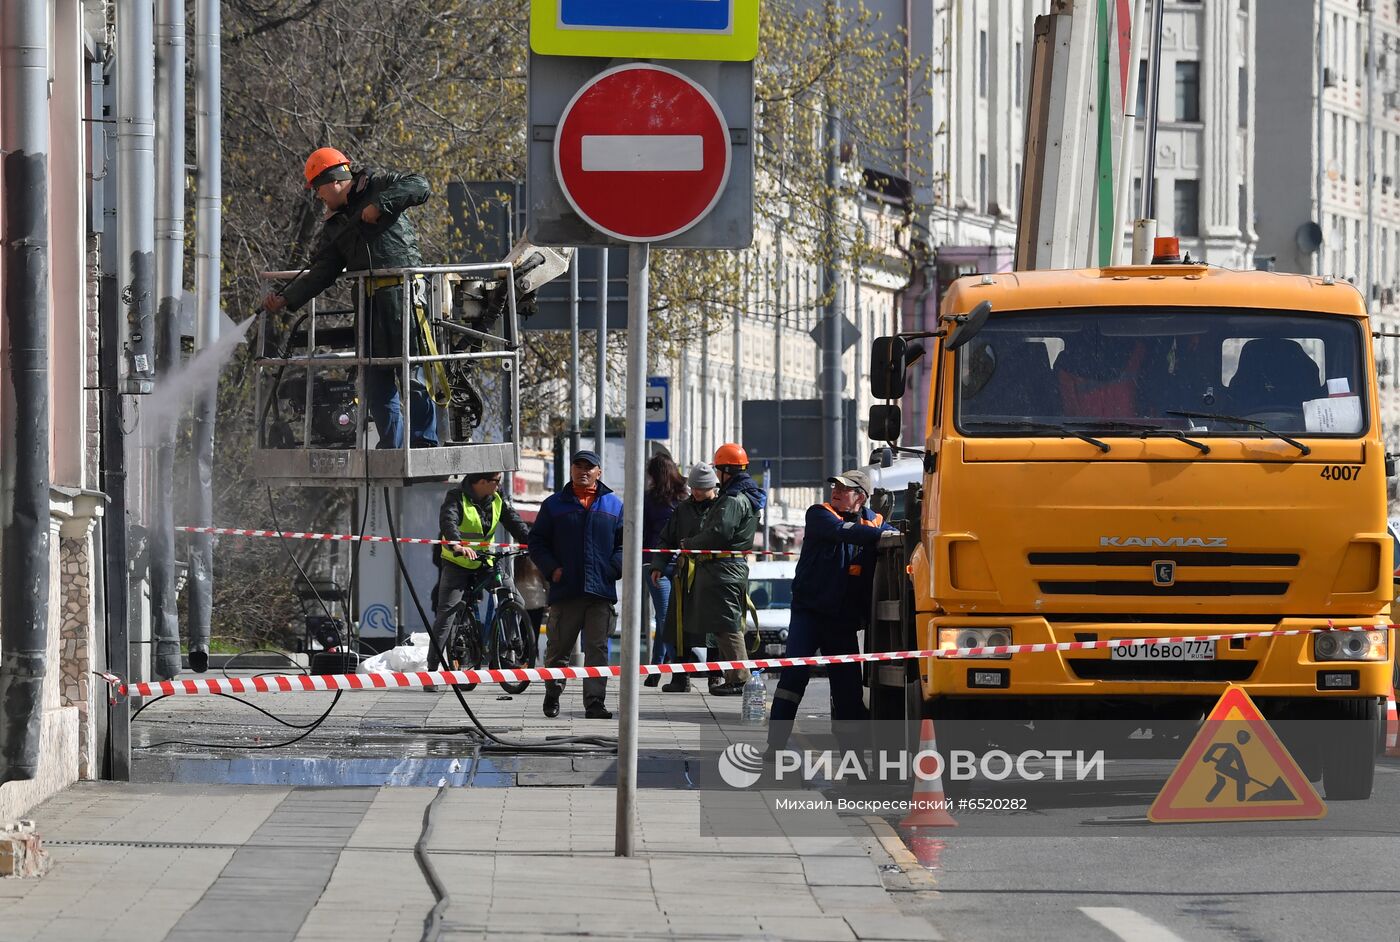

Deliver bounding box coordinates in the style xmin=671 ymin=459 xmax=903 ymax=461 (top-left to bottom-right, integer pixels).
xmin=956 ymin=308 xmax=1367 ymax=438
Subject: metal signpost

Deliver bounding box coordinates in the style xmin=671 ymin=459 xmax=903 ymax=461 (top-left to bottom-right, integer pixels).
xmin=529 ymin=0 xmax=757 ymax=859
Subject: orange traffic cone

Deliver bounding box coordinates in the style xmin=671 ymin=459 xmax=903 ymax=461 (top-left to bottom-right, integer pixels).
xmin=902 ymin=832 xmax=947 ymax=870
xmin=899 ymin=718 xmax=958 ymax=828
xmin=1386 ymin=686 xmax=1398 ymax=758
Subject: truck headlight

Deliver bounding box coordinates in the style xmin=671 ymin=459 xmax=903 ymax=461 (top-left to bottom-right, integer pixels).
xmin=938 ymin=627 xmax=1013 ymax=659
xmin=1313 ymin=629 xmax=1389 ymax=661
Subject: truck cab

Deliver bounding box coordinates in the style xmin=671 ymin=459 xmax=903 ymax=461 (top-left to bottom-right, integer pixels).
xmin=868 ymin=263 xmax=1395 ymax=798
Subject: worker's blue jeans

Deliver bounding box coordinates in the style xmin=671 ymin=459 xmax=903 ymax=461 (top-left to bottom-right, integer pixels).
xmin=365 ymin=365 xmax=438 ymax=448
xmin=646 ymin=566 xmax=673 ymax=663
xmin=767 ymin=607 xmax=868 ymax=751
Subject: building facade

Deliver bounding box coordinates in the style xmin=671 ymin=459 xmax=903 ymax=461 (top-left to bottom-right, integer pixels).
xmin=0 ymin=0 xmax=108 ymax=820
xmin=1256 ymin=0 xmax=1400 ymax=457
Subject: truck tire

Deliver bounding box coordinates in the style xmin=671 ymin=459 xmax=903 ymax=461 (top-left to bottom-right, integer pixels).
xmin=1321 ymin=698 xmax=1379 ymax=801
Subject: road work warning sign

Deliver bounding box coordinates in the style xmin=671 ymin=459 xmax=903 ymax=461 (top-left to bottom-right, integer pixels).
xmin=1148 ymin=686 xmax=1326 ymax=823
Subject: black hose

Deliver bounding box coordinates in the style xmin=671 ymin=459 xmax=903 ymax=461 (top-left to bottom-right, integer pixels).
xmin=136 ymin=690 xmax=343 ymax=750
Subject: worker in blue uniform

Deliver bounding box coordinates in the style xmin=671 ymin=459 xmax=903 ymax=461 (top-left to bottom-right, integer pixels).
xmin=767 ymin=469 xmax=896 ymax=754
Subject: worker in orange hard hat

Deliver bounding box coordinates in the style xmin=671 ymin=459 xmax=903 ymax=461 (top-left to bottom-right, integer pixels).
xmin=681 ymin=442 xmax=765 ymax=695
xmin=261 ymin=147 xmax=438 ymax=448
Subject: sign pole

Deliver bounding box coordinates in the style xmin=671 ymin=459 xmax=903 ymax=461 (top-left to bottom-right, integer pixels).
xmin=615 ymin=241 xmax=649 ymax=857
xmin=594 ymin=246 xmax=608 ymax=455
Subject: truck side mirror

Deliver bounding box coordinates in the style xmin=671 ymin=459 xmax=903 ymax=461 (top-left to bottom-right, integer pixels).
xmin=870 ymin=336 xmax=907 ymax=399
xmin=943 ymin=300 xmax=993 ymax=351
xmin=869 ymin=404 xmax=902 ymax=442
xmin=1386 ymin=453 xmax=1396 ymax=478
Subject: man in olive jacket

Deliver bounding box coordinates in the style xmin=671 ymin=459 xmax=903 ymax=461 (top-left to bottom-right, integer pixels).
xmin=684 ymin=444 xmax=764 ymax=694
xmin=262 ymin=149 xmax=437 ymax=448
xmin=650 ymin=462 xmax=719 ymax=693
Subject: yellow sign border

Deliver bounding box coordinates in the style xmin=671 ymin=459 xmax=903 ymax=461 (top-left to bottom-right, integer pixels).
xmin=530 ymin=0 xmax=760 ymax=62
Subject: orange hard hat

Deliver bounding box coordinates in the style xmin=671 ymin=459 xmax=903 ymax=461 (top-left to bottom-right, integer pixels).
xmin=304 ymin=147 xmax=351 ymax=188
xmin=713 ymin=443 xmax=748 ymax=467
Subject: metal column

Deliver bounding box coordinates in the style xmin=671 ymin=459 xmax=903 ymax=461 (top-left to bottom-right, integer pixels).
xmin=594 ymin=247 xmax=608 ymax=455
xmin=151 ymin=0 xmax=186 ymax=681
xmin=821 ymin=108 xmax=844 ymax=479
xmin=187 ymin=0 xmax=222 ymax=669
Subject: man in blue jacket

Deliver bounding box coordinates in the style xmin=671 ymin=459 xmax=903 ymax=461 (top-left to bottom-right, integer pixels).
xmin=767 ymin=469 xmax=896 ymax=753
xmin=528 ymin=450 xmax=624 ymax=719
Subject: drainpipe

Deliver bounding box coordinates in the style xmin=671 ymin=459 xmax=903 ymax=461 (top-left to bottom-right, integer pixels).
xmin=0 ymin=0 xmax=53 ymax=784
xmin=150 ymin=0 xmax=184 ymax=680
xmin=186 ymin=0 xmax=221 ymax=671
xmin=117 ymin=0 xmax=156 ymax=393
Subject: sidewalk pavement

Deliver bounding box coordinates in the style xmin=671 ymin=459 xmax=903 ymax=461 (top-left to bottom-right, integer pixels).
xmin=0 ymin=676 xmax=944 ymax=941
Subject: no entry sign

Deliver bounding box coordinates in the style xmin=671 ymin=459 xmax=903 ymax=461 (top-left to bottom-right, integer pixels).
xmin=554 ymin=63 xmax=732 ymax=243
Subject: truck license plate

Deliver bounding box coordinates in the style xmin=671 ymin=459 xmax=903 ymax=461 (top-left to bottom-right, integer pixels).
xmin=1110 ymin=640 xmax=1215 ymax=661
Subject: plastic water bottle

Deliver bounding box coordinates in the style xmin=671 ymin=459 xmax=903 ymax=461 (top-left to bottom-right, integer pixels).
xmin=741 ymin=670 xmax=767 ymax=725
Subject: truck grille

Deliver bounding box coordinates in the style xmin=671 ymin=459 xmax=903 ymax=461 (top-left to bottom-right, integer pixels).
xmin=1028 ymin=552 xmax=1299 ymax=567
xmin=1038 ymin=581 xmax=1289 ymax=597
xmin=1067 ymin=659 xmax=1258 ymax=682
xmin=1030 ymin=550 xmax=1297 ymax=598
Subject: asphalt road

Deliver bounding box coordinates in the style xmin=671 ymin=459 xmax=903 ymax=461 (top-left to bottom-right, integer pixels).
xmin=888 ymin=755 xmax=1400 ymax=941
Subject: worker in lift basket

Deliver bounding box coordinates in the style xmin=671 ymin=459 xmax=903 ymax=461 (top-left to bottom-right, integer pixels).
xmin=766 ymin=469 xmax=896 ymax=756
xmin=260 ymin=147 xmax=438 ymax=449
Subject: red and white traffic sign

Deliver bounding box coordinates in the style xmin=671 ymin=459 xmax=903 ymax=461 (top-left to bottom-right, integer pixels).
xmin=554 ymin=63 xmax=732 ymax=243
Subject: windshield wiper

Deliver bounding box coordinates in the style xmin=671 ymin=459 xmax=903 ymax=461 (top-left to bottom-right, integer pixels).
xmin=964 ymin=419 xmax=1110 ymax=453
xmin=1165 ymin=410 xmax=1311 ymax=456
xmin=1070 ymin=420 xmax=1211 ymax=455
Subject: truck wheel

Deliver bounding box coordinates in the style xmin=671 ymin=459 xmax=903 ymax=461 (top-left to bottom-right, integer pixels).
xmin=1321 ymin=698 xmax=1379 ymax=801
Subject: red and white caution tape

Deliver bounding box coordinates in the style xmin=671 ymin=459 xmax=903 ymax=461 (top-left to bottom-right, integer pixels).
xmin=110 ymin=623 xmax=1387 ymax=700
xmin=1386 ymin=689 xmax=1398 ymax=756
xmin=175 ymin=525 xmax=798 ymax=557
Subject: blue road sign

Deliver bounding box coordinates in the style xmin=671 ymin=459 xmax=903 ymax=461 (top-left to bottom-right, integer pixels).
xmin=645 ymin=376 xmax=670 ymax=440
xmin=559 ymin=0 xmax=733 ymax=31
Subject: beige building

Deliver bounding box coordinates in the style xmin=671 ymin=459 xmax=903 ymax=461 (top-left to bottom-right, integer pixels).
xmin=0 ymin=0 xmax=109 ymax=820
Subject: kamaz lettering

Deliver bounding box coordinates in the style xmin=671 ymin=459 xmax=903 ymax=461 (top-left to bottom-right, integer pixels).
xmin=1098 ymin=536 xmax=1228 ymax=548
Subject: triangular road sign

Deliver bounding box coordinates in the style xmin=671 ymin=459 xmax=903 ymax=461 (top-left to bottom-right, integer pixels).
xmin=1148 ymin=686 xmax=1326 ymax=823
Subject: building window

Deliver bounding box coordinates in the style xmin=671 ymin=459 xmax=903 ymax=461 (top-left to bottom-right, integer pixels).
xmin=1176 ymin=61 xmax=1200 ymax=122
xmin=1237 ymin=67 xmax=1247 ymax=129
xmin=978 ymin=153 xmax=988 ymax=213
xmin=1133 ymin=176 xmax=1143 ymax=215
xmin=1014 ymin=41 xmax=1023 ymax=108
xmin=1238 ymin=183 xmax=1248 ymax=234
xmin=1354 ymin=118 xmax=1362 ymax=184
xmin=1014 ymin=161 xmax=1022 ymax=211
xmin=1136 ymin=58 xmax=1148 ymax=114
xmin=978 ymin=30 xmax=989 ymax=99
xmin=1174 ymin=179 xmax=1200 ymax=237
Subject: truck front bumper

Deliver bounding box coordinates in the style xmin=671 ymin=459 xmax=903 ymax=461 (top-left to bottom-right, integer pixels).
xmin=918 ymin=614 xmax=1395 ymax=700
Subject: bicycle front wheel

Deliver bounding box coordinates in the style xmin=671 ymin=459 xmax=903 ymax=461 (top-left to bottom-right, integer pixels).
xmin=442 ymin=605 xmax=481 ymax=691
xmin=489 ymin=599 xmax=532 ymax=694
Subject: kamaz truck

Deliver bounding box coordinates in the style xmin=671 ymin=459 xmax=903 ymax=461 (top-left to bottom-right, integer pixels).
xmin=865 ymin=256 xmax=1395 ymax=799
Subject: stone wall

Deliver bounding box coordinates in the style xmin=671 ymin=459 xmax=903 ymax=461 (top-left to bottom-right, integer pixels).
xmin=58 ymin=532 xmax=95 ymax=781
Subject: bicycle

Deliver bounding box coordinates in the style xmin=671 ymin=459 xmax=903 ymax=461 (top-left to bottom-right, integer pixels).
xmin=439 ymin=548 xmax=535 ymax=695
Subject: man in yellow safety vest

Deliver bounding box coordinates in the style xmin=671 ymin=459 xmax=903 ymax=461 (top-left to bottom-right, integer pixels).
xmin=428 ymin=472 xmax=532 ymax=674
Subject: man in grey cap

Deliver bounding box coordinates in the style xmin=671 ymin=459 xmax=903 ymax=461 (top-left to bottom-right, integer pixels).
xmin=649 ymin=462 xmax=719 ymax=692
xmin=527 ymin=449 xmax=625 ymax=719
xmin=767 ymin=468 xmax=896 ymax=753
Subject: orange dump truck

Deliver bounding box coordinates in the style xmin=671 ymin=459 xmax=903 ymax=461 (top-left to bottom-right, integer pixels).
xmin=865 ymin=261 xmax=1395 ymax=799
